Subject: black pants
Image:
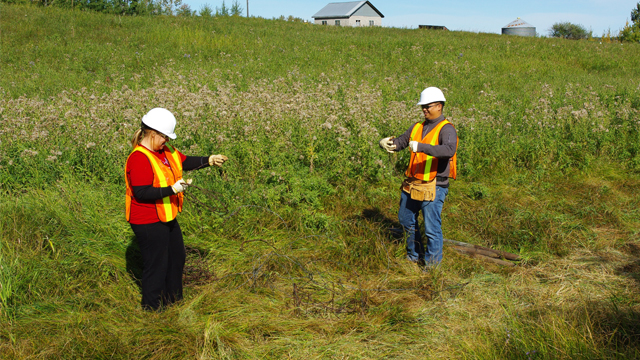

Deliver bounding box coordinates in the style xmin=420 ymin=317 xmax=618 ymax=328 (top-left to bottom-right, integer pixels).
xmin=130 ymin=220 xmax=185 ymax=311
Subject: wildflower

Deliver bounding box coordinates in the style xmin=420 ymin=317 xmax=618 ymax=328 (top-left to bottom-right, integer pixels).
xmin=571 ymin=109 xmax=588 ymax=119
xmin=86 ymin=142 xmax=96 ymax=149
xmin=21 ymin=149 xmax=38 ymax=157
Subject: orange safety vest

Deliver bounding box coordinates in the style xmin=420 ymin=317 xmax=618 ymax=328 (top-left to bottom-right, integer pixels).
xmin=405 ymin=119 xmax=458 ymax=181
xmin=125 ymin=144 xmax=184 ymax=223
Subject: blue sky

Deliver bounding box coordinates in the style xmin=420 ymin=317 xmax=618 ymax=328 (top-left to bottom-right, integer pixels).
xmin=181 ymin=0 xmax=638 ymax=36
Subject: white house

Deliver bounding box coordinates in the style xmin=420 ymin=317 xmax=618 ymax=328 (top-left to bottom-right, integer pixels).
xmin=312 ymin=1 xmax=384 ymax=27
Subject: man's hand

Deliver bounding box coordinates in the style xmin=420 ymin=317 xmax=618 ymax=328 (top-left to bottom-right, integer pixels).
xmin=379 ymin=137 xmax=396 ymax=153
xmin=409 ymin=141 xmax=419 ymax=153
xmin=209 ymin=154 xmax=228 ymax=167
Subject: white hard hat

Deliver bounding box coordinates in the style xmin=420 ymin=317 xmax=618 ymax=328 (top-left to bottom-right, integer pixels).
xmin=417 ymin=87 xmax=446 ymax=106
xmin=141 ymin=108 xmax=177 ymax=139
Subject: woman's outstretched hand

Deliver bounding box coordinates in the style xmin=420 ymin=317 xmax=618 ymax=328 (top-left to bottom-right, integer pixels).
xmin=209 ymin=154 xmax=228 ymax=167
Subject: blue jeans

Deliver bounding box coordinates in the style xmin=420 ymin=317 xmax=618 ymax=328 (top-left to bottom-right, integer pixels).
xmin=398 ymin=186 xmax=449 ymax=266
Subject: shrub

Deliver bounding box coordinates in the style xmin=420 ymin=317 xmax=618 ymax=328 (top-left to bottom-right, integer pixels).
xmin=619 ymin=21 xmax=640 ymax=42
xmin=549 ymin=22 xmax=590 ymax=40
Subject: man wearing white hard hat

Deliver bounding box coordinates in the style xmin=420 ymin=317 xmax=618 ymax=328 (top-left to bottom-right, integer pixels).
xmin=379 ymin=87 xmax=458 ymax=269
xmin=125 ymin=107 xmax=228 ymax=311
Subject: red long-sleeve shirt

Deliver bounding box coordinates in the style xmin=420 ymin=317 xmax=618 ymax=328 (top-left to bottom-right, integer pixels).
xmin=126 ymin=145 xmax=209 ymax=224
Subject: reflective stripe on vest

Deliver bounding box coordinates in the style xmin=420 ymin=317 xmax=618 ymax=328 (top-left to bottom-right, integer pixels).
xmin=404 ymin=120 xmax=458 ymax=181
xmin=125 ymin=144 xmax=184 ymax=222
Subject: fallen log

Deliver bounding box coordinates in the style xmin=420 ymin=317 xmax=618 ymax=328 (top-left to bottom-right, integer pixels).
xmin=450 ymin=246 xmax=516 ymax=267
xmin=450 ymin=245 xmax=501 ymax=259
xmin=444 ymin=238 xmax=520 ymax=261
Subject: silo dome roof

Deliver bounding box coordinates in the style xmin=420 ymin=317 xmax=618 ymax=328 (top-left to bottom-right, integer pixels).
xmin=503 ymin=18 xmax=535 ymax=28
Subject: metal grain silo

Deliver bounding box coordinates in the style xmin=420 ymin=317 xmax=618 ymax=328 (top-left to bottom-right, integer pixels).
xmin=502 ymin=18 xmax=536 ymax=37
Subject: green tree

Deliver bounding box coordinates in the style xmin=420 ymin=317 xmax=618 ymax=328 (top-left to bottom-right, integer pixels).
xmin=216 ymin=0 xmax=228 ymax=16
xmin=176 ymin=3 xmax=194 ymax=16
xmin=163 ymin=0 xmax=184 ymax=14
xmin=620 ymin=2 xmax=640 ymax=42
xmin=632 ymin=2 xmax=640 ymax=22
xmin=549 ymin=22 xmax=590 ymax=40
xmin=199 ymin=3 xmax=214 ymax=17
xmin=230 ymin=0 xmax=243 ymax=16
xmin=125 ymin=0 xmax=160 ymax=16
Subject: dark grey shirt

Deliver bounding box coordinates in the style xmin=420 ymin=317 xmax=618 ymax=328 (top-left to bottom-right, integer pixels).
xmin=392 ymin=115 xmax=458 ymax=187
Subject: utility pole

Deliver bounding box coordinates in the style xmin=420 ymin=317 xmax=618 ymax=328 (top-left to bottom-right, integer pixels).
xmin=246 ymin=0 xmax=249 ymax=17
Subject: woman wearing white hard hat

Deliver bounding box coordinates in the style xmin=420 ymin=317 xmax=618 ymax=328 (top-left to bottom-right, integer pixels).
xmin=378 ymin=87 xmax=458 ymax=270
xmin=125 ymin=107 xmax=228 ymax=311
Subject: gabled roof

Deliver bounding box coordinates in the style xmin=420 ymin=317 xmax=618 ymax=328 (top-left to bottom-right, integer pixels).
xmin=312 ymin=1 xmax=384 ymax=19
xmin=503 ymin=18 xmax=535 ymax=28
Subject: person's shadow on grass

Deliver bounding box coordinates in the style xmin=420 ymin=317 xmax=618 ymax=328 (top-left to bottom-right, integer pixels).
xmin=357 ymin=207 xmax=404 ymax=243
xmin=125 ymin=235 xmax=143 ymax=291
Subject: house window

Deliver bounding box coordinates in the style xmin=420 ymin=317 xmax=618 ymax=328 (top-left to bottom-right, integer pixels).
xmin=321 ymin=20 xmax=327 ymax=25
xmin=369 ymin=20 xmax=375 ymax=26
xmin=335 ymin=20 xmax=340 ymax=26
xmin=356 ymin=20 xmax=361 ymax=26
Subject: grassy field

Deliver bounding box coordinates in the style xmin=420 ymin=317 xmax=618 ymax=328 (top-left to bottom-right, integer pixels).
xmin=2 ymin=3 xmax=640 ymax=359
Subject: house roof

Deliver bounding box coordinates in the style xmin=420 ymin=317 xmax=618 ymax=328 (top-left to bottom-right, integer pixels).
xmin=503 ymin=18 xmax=535 ymax=28
xmin=312 ymin=1 xmax=384 ymax=19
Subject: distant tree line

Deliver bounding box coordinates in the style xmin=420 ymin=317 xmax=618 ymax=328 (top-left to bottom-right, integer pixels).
xmin=548 ymin=2 xmax=640 ymax=42
xmin=178 ymin=0 xmax=244 ymax=17
xmin=1 ymin=0 xmax=244 ymax=16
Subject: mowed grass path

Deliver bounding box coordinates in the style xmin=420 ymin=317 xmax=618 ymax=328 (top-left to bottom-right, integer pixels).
xmin=1 ymin=4 xmax=640 ymax=359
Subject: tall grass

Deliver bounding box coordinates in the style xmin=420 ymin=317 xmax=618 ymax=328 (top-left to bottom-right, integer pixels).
xmin=2 ymin=3 xmax=640 ymax=358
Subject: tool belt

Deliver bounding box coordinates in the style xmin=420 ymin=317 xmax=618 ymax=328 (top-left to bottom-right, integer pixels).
xmin=401 ymin=177 xmax=437 ymax=202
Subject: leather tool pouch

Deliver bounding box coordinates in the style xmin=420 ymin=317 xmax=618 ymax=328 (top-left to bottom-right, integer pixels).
xmin=402 ymin=177 xmax=437 ymax=202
